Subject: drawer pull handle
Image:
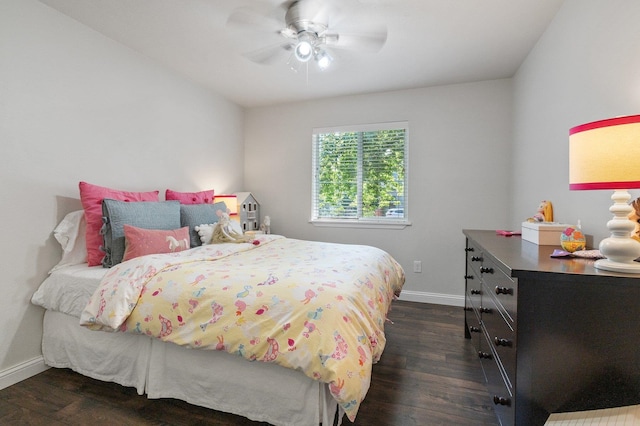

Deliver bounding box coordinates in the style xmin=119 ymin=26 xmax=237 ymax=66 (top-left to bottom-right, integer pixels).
xmin=465 ymin=275 xmax=474 ymax=280
xmin=478 ymin=351 xmax=492 ymax=359
xmin=465 ymin=247 xmax=475 ymax=252
xmin=494 ymin=337 xmax=513 ymax=347
xmin=493 ymin=395 xmax=511 ymax=406
xmin=495 ymin=286 xmax=513 ymax=295
xmin=480 ymin=307 xmax=493 ymax=314
xmin=480 ymin=266 xmax=494 ymax=274
xmin=471 ymin=256 xmax=482 ymax=262
xmin=468 ymin=326 xmax=480 ymax=333
xmin=470 ymin=289 xmax=481 ymax=295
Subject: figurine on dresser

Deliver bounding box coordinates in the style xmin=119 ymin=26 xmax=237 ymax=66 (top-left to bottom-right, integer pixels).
xmin=527 ymin=200 xmax=553 ymax=222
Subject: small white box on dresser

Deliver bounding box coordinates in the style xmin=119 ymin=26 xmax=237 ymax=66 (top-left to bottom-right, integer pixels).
xmin=521 ymin=222 xmax=571 ymax=245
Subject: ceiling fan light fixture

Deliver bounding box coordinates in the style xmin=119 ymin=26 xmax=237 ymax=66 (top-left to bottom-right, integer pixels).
xmin=294 ymin=31 xmax=316 ymax=62
xmin=315 ymin=49 xmax=332 ymax=70
xmin=294 ymin=40 xmax=313 ymax=62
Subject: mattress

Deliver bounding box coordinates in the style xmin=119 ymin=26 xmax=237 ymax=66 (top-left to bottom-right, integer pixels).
xmin=32 ymin=263 xmax=106 ymax=317
xmin=33 ymin=264 xmax=338 ymax=426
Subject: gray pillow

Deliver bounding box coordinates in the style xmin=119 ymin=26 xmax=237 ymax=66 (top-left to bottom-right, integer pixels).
xmin=180 ymin=202 xmax=228 ymax=247
xmin=101 ymin=199 xmax=181 ymax=268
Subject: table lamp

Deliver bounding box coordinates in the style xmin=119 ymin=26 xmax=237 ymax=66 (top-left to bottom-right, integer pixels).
xmin=569 ymin=114 xmax=640 ymax=273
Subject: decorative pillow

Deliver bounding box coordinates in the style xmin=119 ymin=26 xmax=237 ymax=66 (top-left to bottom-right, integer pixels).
xmin=166 ymin=189 xmax=214 ymax=204
xmin=79 ymin=181 xmax=159 ymax=266
xmin=180 ymin=201 xmax=227 ymax=247
xmin=122 ymin=225 xmax=190 ymax=262
xmin=50 ymin=210 xmax=87 ymax=272
xmin=101 ymin=199 xmax=181 ymax=268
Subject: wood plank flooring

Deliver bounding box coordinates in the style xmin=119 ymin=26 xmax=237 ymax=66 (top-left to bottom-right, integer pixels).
xmin=0 ymin=301 xmax=497 ymax=425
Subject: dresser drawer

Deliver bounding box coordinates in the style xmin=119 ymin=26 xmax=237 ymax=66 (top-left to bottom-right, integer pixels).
xmin=481 ymin=290 xmax=516 ymax=386
xmin=480 ymin=332 xmax=515 ymax=426
xmin=479 ymin=255 xmax=517 ymax=325
xmin=468 ymin=258 xmax=484 ymax=285
xmin=465 ymin=296 xmax=482 ymax=353
xmin=466 ymin=241 xmax=484 ymax=277
xmin=465 ymin=264 xmax=482 ymax=310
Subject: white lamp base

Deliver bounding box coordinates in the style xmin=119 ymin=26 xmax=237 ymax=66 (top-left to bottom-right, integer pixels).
xmin=594 ymin=258 xmax=640 ymax=273
xmin=595 ymin=189 xmax=640 ymax=274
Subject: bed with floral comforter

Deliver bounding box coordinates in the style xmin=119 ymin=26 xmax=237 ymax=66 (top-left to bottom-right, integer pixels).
xmin=80 ymin=235 xmax=404 ymax=421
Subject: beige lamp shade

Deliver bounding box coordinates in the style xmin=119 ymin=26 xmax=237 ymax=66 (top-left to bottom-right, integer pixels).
xmin=569 ymin=115 xmax=640 ymax=190
xmin=213 ymin=194 xmax=239 ymax=223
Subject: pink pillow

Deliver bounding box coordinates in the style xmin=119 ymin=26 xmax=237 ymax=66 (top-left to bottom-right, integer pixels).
xmin=166 ymin=189 xmax=214 ymax=204
xmin=122 ymin=225 xmax=190 ymax=261
xmin=79 ymin=181 xmax=159 ymax=266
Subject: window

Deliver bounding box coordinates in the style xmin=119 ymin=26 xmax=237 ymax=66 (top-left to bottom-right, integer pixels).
xmin=311 ymin=122 xmax=408 ymax=227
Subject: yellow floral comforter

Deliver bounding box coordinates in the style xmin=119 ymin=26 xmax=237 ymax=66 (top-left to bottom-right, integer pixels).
xmin=80 ymin=235 xmax=405 ymax=421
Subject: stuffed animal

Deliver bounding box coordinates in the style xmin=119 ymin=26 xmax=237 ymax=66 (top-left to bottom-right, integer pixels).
xmin=196 ymin=210 xmax=257 ymax=244
xmin=260 ymin=215 xmax=271 ymax=234
xmin=527 ymin=200 xmax=553 ymax=222
xmin=195 ymin=224 xmax=215 ymax=245
xmin=211 ymin=209 xmax=252 ymax=244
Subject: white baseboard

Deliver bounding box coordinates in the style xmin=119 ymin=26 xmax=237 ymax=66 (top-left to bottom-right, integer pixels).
xmin=0 ymin=356 xmax=49 ymax=390
xmin=398 ymin=290 xmax=464 ymax=307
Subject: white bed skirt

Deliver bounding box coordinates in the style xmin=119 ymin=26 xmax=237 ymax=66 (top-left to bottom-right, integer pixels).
xmin=43 ymin=310 xmax=339 ymax=426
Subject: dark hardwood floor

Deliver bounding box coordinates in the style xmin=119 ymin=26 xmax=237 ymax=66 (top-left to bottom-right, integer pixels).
xmin=0 ymin=301 xmax=497 ymax=425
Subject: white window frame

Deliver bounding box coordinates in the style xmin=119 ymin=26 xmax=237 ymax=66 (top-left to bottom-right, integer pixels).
xmin=310 ymin=121 xmax=410 ymax=229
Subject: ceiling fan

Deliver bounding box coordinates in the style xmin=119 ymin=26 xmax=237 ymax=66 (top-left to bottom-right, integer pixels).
xmin=226 ymin=0 xmax=388 ymax=71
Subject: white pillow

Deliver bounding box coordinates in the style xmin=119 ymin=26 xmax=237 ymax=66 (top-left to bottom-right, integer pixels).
xmin=49 ymin=210 xmax=87 ymax=272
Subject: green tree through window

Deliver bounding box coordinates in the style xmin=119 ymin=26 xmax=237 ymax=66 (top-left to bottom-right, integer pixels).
xmin=312 ymin=122 xmax=408 ymax=221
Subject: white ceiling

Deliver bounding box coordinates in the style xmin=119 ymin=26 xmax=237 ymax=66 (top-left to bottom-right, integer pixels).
xmin=37 ymin=0 xmax=564 ymax=108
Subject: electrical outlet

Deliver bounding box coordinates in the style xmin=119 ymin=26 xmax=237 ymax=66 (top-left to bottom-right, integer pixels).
xmin=413 ymin=260 xmax=422 ymax=273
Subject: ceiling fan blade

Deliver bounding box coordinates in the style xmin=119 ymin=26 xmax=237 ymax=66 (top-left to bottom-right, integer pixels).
xmin=329 ymin=24 xmax=387 ymax=52
xmin=243 ymin=42 xmax=293 ymax=65
xmin=226 ymin=4 xmax=291 ymax=58
xmin=276 ymin=0 xmax=298 ymax=13
xmin=226 ymin=7 xmax=284 ymax=36
xmin=355 ymin=0 xmax=394 ymax=4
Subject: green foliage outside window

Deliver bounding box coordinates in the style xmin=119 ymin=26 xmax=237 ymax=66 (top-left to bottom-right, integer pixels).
xmin=313 ymin=126 xmax=407 ymax=220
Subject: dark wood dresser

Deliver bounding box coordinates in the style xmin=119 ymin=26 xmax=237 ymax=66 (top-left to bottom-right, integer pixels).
xmin=463 ymin=229 xmax=640 ymax=426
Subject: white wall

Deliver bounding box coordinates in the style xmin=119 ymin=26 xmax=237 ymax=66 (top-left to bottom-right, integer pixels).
xmin=8 ymin=0 xmax=640 ymax=392
xmin=244 ymin=80 xmax=513 ymax=304
xmin=511 ymin=0 xmax=640 ymax=243
xmin=0 ymin=0 xmax=244 ymax=385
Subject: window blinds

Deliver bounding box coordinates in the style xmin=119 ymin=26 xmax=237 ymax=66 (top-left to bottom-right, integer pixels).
xmin=312 ymin=122 xmax=408 ymax=221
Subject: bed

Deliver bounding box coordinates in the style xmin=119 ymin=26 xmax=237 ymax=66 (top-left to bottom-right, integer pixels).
xmin=32 ymin=196 xmax=405 ymax=425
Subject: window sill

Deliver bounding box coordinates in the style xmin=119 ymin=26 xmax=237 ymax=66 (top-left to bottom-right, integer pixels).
xmin=310 ymin=219 xmax=411 ymax=230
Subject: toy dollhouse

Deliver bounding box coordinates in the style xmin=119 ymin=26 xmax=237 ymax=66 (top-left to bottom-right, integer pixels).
xmin=234 ymin=192 xmax=260 ymax=232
